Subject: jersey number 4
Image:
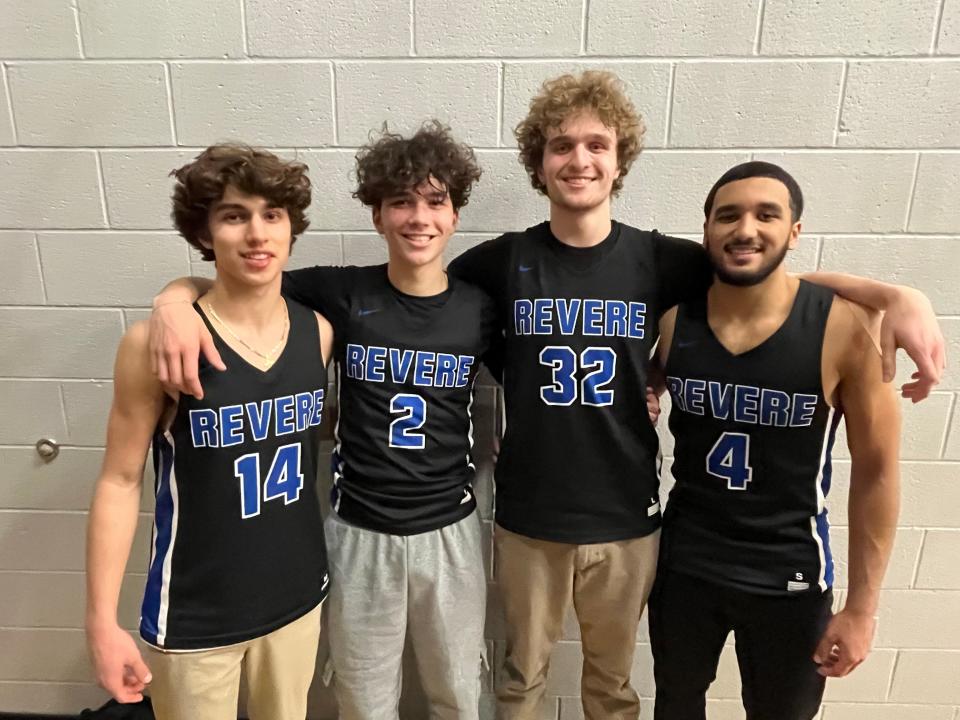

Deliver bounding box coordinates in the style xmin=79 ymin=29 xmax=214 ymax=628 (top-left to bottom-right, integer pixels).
xmin=539 ymin=346 xmax=617 ymax=407
xmin=706 ymin=432 xmax=753 ymax=490
xmin=234 ymin=443 xmax=304 ymax=518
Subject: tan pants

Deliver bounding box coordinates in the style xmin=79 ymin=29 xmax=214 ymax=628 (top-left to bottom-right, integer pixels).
xmin=495 ymin=526 xmax=659 ymax=720
xmin=144 ymin=603 xmax=321 ymax=720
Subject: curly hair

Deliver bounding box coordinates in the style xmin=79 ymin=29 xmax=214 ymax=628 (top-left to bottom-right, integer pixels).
xmin=353 ymin=121 xmax=482 ymax=211
xmin=170 ymin=144 xmax=311 ymax=261
xmin=515 ymin=70 xmax=646 ymax=196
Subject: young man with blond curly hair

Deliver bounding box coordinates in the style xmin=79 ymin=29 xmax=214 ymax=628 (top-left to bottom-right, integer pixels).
xmin=448 ymin=71 xmax=943 ymax=720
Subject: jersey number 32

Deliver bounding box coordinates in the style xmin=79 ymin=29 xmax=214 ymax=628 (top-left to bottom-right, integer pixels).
xmin=539 ymin=346 xmax=617 ymax=407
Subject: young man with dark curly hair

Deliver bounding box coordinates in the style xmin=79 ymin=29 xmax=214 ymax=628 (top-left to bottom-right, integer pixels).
xmin=447 ymin=70 xmax=943 ymax=720
xmin=85 ymin=145 xmax=333 ymax=719
xmin=146 ymin=123 xmax=498 ymax=719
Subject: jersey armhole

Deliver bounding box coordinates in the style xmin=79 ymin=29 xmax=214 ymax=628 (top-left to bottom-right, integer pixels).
xmin=822 ymin=297 xmax=882 ymax=406
xmin=314 ymin=310 xmax=334 ymax=367
xmin=657 ymin=305 xmax=680 ymax=370
xmin=157 ymin=393 xmax=179 ymax=435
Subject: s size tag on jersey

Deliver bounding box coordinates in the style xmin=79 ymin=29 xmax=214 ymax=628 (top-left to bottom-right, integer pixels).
xmin=787 ymin=580 xmax=811 ymax=592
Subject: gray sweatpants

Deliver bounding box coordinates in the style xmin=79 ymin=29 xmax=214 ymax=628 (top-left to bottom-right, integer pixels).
xmin=324 ymin=510 xmax=486 ymax=720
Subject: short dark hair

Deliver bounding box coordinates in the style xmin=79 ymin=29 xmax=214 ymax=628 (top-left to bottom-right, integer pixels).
xmin=170 ymin=144 xmax=311 ymax=261
xmin=353 ymin=121 xmax=482 ymax=211
xmin=703 ymin=161 xmax=804 ymax=222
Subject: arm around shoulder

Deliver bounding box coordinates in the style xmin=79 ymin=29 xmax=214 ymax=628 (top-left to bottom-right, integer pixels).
xmin=803 ymin=272 xmax=944 ymax=399
xmin=150 ymin=278 xmax=223 ymax=398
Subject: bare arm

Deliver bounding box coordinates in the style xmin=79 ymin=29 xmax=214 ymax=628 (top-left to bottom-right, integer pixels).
xmin=803 ymin=272 xmax=944 ymax=401
xmin=644 ymin=307 xmax=679 ymax=425
xmin=814 ymin=302 xmax=901 ymax=678
xmin=86 ymin=323 xmax=168 ymax=702
xmin=150 ymin=276 xmax=221 ymax=398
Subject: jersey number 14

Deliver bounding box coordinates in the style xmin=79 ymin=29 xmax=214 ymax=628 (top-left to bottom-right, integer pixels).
xmin=234 ymin=443 xmax=304 ymax=518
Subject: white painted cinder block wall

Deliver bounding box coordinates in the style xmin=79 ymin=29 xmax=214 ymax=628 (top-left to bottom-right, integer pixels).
xmin=1 ymin=1 xmax=959 ymax=718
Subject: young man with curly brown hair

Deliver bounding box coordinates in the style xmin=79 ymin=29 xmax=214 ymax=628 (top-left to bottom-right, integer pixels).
xmin=146 ymin=123 xmax=498 ymax=720
xmin=447 ymin=70 xmax=943 ymax=720
xmin=86 ymin=145 xmax=333 ymax=720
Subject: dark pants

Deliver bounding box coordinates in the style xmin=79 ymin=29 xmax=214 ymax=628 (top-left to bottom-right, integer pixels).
xmin=648 ymin=569 xmax=833 ymax=720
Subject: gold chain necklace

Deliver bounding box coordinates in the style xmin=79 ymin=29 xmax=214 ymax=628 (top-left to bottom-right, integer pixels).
xmin=206 ymin=300 xmax=289 ymax=366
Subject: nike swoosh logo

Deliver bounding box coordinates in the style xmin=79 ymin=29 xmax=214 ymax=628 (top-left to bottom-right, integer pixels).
xmin=358 ymin=308 xmax=381 ymax=316
xmin=519 ymin=264 xmax=533 ymax=272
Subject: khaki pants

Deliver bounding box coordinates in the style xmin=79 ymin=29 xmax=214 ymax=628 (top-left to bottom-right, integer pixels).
xmin=495 ymin=525 xmax=659 ymax=720
xmin=144 ymin=603 xmax=321 ymax=720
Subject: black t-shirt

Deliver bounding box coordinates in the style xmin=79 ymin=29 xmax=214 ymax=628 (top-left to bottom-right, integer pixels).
xmin=448 ymin=221 xmax=711 ymax=543
xmin=662 ymin=281 xmax=840 ymax=595
xmin=283 ymin=265 xmax=498 ymax=535
xmin=141 ymin=299 xmax=328 ymax=650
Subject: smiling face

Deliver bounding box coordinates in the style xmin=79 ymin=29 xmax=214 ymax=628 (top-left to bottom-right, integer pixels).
xmin=704 ymin=176 xmax=800 ymax=287
xmin=372 ymin=177 xmax=458 ymax=273
xmin=537 ymin=111 xmax=621 ymax=214
xmin=201 ymin=185 xmax=292 ymax=288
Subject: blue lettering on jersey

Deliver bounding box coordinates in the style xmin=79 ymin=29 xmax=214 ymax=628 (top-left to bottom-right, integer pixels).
xmin=533 ymin=299 xmax=552 ymax=335
xmin=344 ymin=343 xmax=476 ymax=389
xmin=734 ymin=385 xmax=760 ymax=424
xmin=791 ymin=394 xmax=818 ymax=427
xmin=684 ymin=378 xmax=707 ymax=415
xmin=275 ymin=395 xmax=296 ymax=435
xmin=366 ymin=346 xmax=388 ymax=383
xmin=389 ymin=348 xmax=415 ymax=384
xmin=604 ymin=300 xmax=628 ymax=337
xmin=582 ymin=299 xmax=603 ymax=336
xmin=246 ymin=400 xmax=272 ymax=441
xmin=435 ymin=353 xmax=459 ymax=388
xmin=514 ymin=298 xmax=646 ymax=339
xmin=189 ymin=409 xmax=219 ymax=447
xmin=413 ymin=351 xmax=436 ymax=387
xmin=188 ymin=389 xmax=325 ymax=448
xmin=295 ymin=392 xmax=313 ymax=431
xmin=667 ymin=375 xmax=819 ymax=428
xmin=666 ymin=376 xmax=686 ymax=412
xmin=515 ymin=300 xmax=533 ymax=335
xmin=557 ymin=299 xmax=581 ymax=335
xmin=708 ymin=381 xmax=733 ymax=420
xmin=220 ymin=404 xmax=244 ymax=447
xmin=346 ymin=344 xmax=364 ymax=379
xmin=760 ymin=389 xmax=791 ymax=427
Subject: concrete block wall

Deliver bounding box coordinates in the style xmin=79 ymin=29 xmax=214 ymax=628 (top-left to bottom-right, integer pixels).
xmin=1 ymin=1 xmax=958 ymax=717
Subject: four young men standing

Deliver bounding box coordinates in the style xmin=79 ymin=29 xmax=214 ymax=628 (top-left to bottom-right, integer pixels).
xmin=86 ymin=70 xmax=943 ymax=719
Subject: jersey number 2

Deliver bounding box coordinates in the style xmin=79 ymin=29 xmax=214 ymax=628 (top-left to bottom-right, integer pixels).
xmin=234 ymin=443 xmax=304 ymax=518
xmin=539 ymin=346 xmax=616 ymax=407
xmin=389 ymin=393 xmax=426 ymax=449
xmin=706 ymin=432 xmax=753 ymax=490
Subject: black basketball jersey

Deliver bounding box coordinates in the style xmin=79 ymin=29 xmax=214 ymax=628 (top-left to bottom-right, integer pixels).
xmin=140 ymin=299 xmax=329 ymax=650
xmin=449 ymin=221 xmax=712 ymax=543
xmin=282 ymin=265 xmax=497 ymax=535
xmin=662 ymin=280 xmax=841 ymax=596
